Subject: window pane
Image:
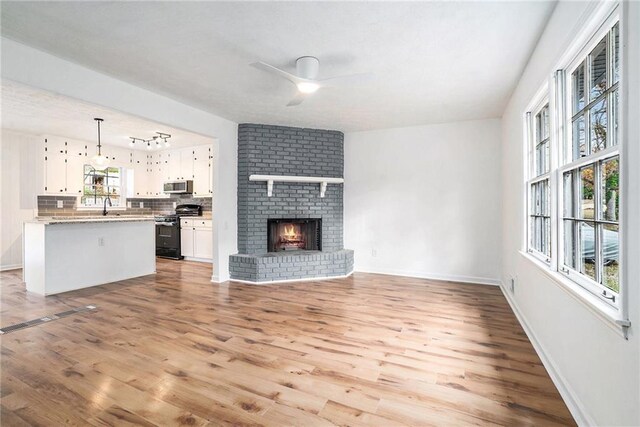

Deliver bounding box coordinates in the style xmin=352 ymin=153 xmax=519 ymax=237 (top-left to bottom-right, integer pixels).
xmin=543 ymin=217 xmax=551 ymax=257
xmin=535 ymin=217 xmax=543 ymax=252
xmin=613 ymin=23 xmax=620 ymax=84
xmin=602 ymin=223 xmax=619 ymax=292
xmin=590 ymin=97 xmax=607 ymax=153
xmin=572 ymin=115 xmax=586 ymax=160
xmin=572 ymin=62 xmax=585 ymax=113
xmin=611 ymin=89 xmax=619 ymax=147
xmin=590 ymin=37 xmax=607 ymax=100
xmin=563 ymin=172 xmax=574 ymax=217
xmin=564 ymin=220 xmax=576 ymax=268
xmin=579 ymin=221 xmax=597 ymax=280
xmin=579 ymin=165 xmax=595 ymax=219
xmin=601 ymin=157 xmax=619 ymax=222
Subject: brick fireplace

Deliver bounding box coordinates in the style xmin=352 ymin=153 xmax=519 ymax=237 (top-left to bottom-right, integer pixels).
xmin=229 ymin=123 xmax=354 ymax=283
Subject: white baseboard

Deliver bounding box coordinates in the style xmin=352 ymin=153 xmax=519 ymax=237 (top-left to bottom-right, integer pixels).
xmin=183 ymin=257 xmax=213 ymax=263
xmin=354 ymin=267 xmax=500 ymax=286
xmin=499 ymin=283 xmax=594 ymax=427
xmin=230 ymin=270 xmax=354 ymax=285
xmin=0 ymin=264 xmax=22 ymax=272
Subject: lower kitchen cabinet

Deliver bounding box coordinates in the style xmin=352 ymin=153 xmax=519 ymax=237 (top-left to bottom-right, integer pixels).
xmin=181 ymin=219 xmax=213 ymax=261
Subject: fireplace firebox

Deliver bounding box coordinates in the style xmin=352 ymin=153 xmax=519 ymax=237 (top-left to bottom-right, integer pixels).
xmin=267 ymin=218 xmax=322 ymax=252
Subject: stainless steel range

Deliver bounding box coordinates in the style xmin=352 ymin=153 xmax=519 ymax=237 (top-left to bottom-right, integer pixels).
xmin=155 ymin=204 xmax=202 ymax=259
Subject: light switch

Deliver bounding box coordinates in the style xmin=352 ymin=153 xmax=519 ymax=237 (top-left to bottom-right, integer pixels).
xmin=139 ymin=202 xmax=144 ymax=208
xmin=173 ymin=202 xmax=177 ymax=209
xmin=56 ymin=200 xmax=64 ymax=209
xmin=127 ymin=201 xmax=132 ymax=208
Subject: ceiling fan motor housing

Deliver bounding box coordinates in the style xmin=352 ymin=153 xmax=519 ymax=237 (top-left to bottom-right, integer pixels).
xmin=296 ymin=56 xmax=319 ymax=79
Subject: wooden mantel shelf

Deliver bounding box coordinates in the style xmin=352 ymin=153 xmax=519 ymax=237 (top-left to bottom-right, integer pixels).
xmin=249 ymin=175 xmax=344 ymax=198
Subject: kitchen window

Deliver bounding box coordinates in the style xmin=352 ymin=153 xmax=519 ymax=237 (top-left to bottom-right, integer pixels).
xmin=80 ymin=165 xmax=123 ymax=207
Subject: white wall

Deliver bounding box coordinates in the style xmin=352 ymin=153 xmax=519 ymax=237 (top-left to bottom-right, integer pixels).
xmin=1 ymin=38 xmax=238 ymax=281
xmin=0 ymin=130 xmax=40 ymax=270
xmin=344 ymin=119 xmax=502 ymax=285
xmin=500 ymin=2 xmax=639 ymax=425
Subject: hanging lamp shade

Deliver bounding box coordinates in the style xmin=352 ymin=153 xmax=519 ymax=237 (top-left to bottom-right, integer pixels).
xmin=90 ymin=118 xmax=110 ymax=169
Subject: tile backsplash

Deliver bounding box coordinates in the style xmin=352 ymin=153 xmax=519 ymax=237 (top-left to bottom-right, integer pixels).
xmin=37 ymin=194 xmax=212 ymax=217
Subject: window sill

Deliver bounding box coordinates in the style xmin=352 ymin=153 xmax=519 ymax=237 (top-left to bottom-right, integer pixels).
xmin=518 ymin=250 xmax=630 ymax=339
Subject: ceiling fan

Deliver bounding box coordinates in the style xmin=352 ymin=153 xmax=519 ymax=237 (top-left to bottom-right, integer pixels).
xmin=251 ymin=56 xmax=372 ymax=106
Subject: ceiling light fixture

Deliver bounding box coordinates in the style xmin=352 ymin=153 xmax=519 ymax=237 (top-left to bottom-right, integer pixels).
xmin=156 ymin=132 xmax=171 ymax=148
xmin=90 ymin=118 xmax=110 ymax=168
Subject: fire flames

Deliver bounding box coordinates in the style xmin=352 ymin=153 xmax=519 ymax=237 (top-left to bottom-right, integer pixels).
xmin=278 ymin=223 xmax=305 ymax=250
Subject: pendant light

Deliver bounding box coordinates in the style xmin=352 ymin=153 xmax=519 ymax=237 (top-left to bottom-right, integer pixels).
xmin=90 ymin=118 xmax=110 ymax=168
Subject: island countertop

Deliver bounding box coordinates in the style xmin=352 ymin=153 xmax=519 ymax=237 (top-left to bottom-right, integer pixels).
xmin=27 ymin=216 xmax=155 ymax=225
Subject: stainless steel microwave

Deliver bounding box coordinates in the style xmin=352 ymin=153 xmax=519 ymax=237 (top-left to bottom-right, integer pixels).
xmin=163 ymin=180 xmax=193 ymax=194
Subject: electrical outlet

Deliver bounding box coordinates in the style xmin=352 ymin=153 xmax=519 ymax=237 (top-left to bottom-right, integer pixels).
xmin=510 ymin=276 xmax=517 ymax=293
xmin=371 ymin=248 xmax=377 ymax=257
xmin=56 ymin=200 xmax=64 ymax=209
xmin=127 ymin=201 xmax=132 ymax=208
xmin=98 ymin=237 xmax=105 ymax=247
xmin=139 ymin=202 xmax=144 ymax=208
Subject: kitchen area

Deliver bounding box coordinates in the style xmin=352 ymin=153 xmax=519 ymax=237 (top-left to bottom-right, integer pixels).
xmin=2 ymin=81 xmax=215 ymax=296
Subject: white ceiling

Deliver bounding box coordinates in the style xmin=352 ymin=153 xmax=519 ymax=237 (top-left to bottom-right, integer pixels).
xmin=0 ymin=1 xmax=556 ymax=132
xmin=1 ymin=80 xmax=212 ymax=150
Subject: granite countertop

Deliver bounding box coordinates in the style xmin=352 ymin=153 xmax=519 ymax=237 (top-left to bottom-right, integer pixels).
xmin=27 ymin=216 xmax=156 ymax=225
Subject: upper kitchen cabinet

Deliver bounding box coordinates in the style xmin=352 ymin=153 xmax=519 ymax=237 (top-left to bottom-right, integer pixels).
xmin=179 ymin=148 xmax=194 ymax=181
xmin=43 ymin=138 xmax=67 ymax=194
xmin=192 ymin=145 xmax=212 ymax=196
xmin=132 ymin=150 xmax=150 ymax=196
xmin=65 ymin=140 xmax=88 ymax=195
xmin=167 ymin=150 xmax=181 ymax=181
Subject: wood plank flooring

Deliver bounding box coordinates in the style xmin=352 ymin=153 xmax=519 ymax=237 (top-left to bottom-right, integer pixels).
xmin=0 ymin=259 xmax=575 ymax=426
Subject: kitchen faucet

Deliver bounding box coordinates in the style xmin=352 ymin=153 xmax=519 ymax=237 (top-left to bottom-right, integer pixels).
xmin=103 ymin=196 xmax=112 ymax=216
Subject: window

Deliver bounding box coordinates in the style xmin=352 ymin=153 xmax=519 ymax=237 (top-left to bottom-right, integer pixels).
xmin=524 ymin=16 xmax=622 ymax=313
xmin=561 ymin=22 xmax=620 ymax=303
xmin=81 ymin=165 xmax=123 ymax=207
xmin=527 ymin=102 xmax=551 ymax=261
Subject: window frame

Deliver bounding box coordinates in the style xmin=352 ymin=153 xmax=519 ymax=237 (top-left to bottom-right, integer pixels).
xmin=558 ymin=13 xmax=621 ymax=309
xmin=79 ymin=164 xmax=127 ymax=209
xmin=525 ymin=96 xmax=553 ymax=265
xmin=521 ymin=4 xmax=629 ymax=335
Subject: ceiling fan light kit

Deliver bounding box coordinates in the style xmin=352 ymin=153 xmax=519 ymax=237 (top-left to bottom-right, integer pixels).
xmin=251 ymin=55 xmax=372 ymax=106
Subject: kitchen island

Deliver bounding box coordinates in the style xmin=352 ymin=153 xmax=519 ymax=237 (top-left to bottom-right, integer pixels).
xmin=23 ymin=217 xmax=156 ymax=295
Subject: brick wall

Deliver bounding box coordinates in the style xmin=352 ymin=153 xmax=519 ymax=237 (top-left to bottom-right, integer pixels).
xmin=237 ymin=123 xmax=344 ymax=254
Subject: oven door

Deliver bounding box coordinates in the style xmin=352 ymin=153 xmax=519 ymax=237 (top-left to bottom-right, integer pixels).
xmin=155 ymin=222 xmax=182 ymax=259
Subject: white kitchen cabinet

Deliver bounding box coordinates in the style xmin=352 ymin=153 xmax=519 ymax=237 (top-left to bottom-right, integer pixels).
xmin=192 ymin=145 xmax=211 ymax=196
xmin=193 ymin=227 xmax=213 ymax=259
xmin=180 ymin=218 xmax=212 ymax=261
xmin=132 ymin=150 xmax=150 ymax=196
xmin=179 ymin=148 xmax=194 ymax=181
xmin=150 ymin=152 xmax=165 ymax=196
xmin=181 ymin=222 xmax=195 ymax=257
xmin=167 ymin=151 xmax=181 ymax=181
xmin=65 ymin=140 xmax=88 ymax=195
xmin=44 ymin=138 xmax=67 ymax=194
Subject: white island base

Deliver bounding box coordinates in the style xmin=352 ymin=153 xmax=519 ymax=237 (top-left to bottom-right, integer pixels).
xmin=23 ymin=218 xmax=156 ymax=296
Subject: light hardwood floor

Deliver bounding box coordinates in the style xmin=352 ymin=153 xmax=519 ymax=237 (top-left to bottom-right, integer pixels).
xmin=0 ymin=259 xmax=575 ymax=426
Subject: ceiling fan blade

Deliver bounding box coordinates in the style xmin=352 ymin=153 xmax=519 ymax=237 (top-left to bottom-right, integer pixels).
xmin=286 ymin=92 xmax=307 ymax=107
xmin=250 ymin=61 xmax=303 ymax=85
xmin=319 ymin=72 xmax=374 ymax=87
